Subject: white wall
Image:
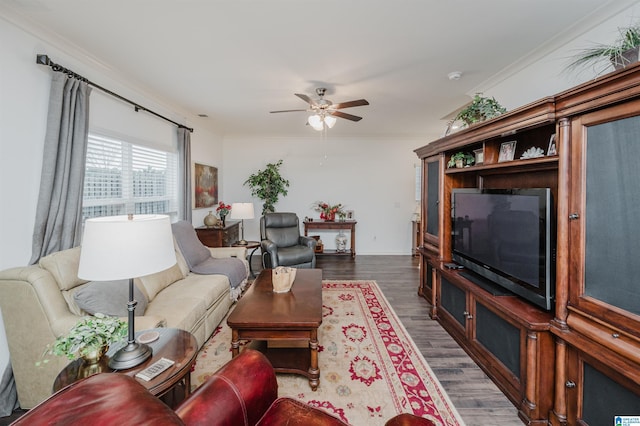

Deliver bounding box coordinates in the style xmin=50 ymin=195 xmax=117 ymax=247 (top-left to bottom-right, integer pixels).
xmin=482 ymin=3 xmax=640 ymax=110
xmin=222 ymin=135 xmax=422 ymax=254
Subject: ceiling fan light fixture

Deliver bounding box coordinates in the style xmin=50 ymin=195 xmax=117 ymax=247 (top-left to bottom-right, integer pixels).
xmin=308 ymin=114 xmax=324 ymax=131
xmin=324 ymin=115 xmax=337 ymax=128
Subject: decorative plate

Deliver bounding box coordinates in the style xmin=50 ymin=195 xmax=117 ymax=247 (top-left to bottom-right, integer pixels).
xmin=520 ymin=146 xmax=545 ymax=159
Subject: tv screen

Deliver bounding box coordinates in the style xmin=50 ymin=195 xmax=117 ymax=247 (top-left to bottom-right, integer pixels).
xmin=451 ymin=188 xmax=555 ymax=310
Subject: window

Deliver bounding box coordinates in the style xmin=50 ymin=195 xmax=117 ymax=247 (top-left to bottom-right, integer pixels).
xmin=83 ymin=133 xmax=178 ymax=221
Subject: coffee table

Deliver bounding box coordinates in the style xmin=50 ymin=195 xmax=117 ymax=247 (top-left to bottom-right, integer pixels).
xmin=53 ymin=328 xmax=197 ymax=407
xmin=227 ymin=268 xmax=323 ymax=390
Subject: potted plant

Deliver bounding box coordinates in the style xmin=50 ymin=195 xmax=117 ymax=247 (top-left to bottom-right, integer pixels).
xmin=565 ymin=24 xmax=640 ymax=75
xmin=39 ymin=313 xmax=127 ymax=365
xmin=244 ymin=159 xmax=290 ymax=215
xmin=454 ymin=93 xmax=507 ymax=126
xmin=447 ymin=152 xmax=475 ymax=168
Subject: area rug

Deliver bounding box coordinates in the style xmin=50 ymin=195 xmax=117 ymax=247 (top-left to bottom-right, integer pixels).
xmin=191 ymin=280 xmax=464 ymax=426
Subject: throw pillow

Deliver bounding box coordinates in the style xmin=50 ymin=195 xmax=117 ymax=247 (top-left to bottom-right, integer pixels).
xmin=39 ymin=247 xmax=89 ymax=291
xmin=137 ymin=262 xmax=184 ymax=301
xmin=74 ymin=280 xmax=149 ymax=317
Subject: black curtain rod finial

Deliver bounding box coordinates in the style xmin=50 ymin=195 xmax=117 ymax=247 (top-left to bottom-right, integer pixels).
xmin=36 ymin=54 xmax=50 ymax=66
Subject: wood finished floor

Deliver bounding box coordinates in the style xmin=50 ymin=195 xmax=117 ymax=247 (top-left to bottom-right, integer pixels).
xmin=310 ymin=255 xmax=522 ymax=426
xmin=0 ymin=255 xmax=523 ymax=426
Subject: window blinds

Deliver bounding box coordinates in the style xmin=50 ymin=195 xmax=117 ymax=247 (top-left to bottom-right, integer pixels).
xmin=83 ymin=133 xmax=178 ymax=220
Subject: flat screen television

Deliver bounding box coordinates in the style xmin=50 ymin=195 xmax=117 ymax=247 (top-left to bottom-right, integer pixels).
xmin=451 ymin=188 xmax=555 ymax=310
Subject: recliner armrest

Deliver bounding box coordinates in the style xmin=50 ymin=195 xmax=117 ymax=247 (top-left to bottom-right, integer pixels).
xmin=261 ymin=239 xmax=278 ymax=254
xmin=176 ymin=349 xmax=278 ymax=425
xmin=299 ymin=235 xmax=317 ymax=249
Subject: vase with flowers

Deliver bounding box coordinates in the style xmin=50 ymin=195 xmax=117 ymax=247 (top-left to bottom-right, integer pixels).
xmin=314 ymin=201 xmax=344 ymax=222
xmin=216 ymin=201 xmax=231 ymax=227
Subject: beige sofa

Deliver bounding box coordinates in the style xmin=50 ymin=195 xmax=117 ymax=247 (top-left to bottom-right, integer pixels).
xmin=0 ymin=242 xmax=248 ymax=409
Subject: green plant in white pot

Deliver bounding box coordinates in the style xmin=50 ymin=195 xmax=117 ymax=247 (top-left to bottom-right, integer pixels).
xmin=447 ymin=152 xmax=475 ymax=168
xmin=454 ymin=94 xmax=507 ymax=127
xmin=39 ymin=313 xmax=127 ymax=365
xmin=565 ymin=24 xmax=640 ymax=76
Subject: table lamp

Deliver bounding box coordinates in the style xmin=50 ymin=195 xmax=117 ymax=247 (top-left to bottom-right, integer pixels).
xmin=78 ymin=214 xmax=176 ymax=369
xmin=229 ymin=202 xmax=255 ymax=245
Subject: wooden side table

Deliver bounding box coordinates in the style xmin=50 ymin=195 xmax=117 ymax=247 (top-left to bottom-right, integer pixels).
xmin=53 ymin=328 xmax=197 ymax=408
xmin=195 ymin=222 xmax=239 ymax=247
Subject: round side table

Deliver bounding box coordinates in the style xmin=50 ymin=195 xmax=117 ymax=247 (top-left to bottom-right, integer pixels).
xmin=53 ymin=328 xmax=197 ymax=408
xmin=233 ymin=240 xmax=260 ymax=278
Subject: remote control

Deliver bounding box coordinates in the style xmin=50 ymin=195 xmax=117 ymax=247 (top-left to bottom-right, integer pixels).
xmin=135 ymin=358 xmax=175 ymax=381
xmin=444 ymin=263 xmax=464 ymax=270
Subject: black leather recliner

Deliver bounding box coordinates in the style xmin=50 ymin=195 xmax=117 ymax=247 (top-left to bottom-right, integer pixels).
xmin=260 ymin=212 xmax=317 ymax=269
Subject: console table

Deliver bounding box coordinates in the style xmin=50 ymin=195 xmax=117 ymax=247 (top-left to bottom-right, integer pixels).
xmin=303 ymin=220 xmax=356 ymax=258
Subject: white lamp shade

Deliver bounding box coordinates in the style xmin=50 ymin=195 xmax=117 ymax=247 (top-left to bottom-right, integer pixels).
xmin=78 ymin=214 xmax=176 ymax=281
xmin=308 ymin=114 xmax=324 ymax=131
xmin=324 ymin=115 xmax=337 ymax=128
xmin=229 ymin=203 xmax=255 ymax=220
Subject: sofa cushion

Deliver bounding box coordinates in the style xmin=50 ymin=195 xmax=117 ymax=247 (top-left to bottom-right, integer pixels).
xmin=74 ymin=280 xmax=149 ymax=317
xmin=160 ymin=274 xmax=229 ymax=310
xmin=39 ymin=247 xmax=88 ymax=291
xmin=137 ymin=263 xmax=184 ymax=301
xmin=173 ymin=238 xmax=191 ymax=277
xmin=144 ymin=294 xmax=207 ymax=335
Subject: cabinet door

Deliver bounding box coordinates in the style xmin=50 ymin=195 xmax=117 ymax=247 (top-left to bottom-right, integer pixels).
xmin=439 ymin=276 xmax=468 ymax=338
xmin=423 ymin=156 xmax=440 ymax=248
xmin=566 ymin=345 xmax=640 ymax=425
xmin=569 ymin=102 xmax=640 ymax=337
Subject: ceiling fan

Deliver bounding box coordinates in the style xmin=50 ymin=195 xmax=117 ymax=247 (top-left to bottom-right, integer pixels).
xmin=270 ymin=88 xmax=369 ymax=130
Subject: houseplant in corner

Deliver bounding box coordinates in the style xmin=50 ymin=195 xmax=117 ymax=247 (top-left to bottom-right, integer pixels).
xmin=565 ymin=24 xmax=640 ymax=76
xmin=244 ymin=159 xmax=290 ymax=215
xmin=40 ymin=313 xmax=127 ymax=365
xmin=454 ymin=93 xmax=507 ymax=127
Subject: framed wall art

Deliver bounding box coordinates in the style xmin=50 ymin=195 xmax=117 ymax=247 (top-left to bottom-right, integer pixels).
xmin=194 ymin=163 xmax=218 ymax=208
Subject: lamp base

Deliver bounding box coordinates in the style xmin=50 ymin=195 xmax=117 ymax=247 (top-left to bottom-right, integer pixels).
xmin=108 ymin=342 xmax=152 ymax=370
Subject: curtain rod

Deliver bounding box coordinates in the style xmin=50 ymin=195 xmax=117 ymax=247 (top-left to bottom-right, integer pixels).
xmin=36 ymin=54 xmax=193 ymax=133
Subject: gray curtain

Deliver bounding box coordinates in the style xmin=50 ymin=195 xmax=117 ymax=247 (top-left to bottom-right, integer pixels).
xmin=178 ymin=127 xmax=192 ymax=222
xmin=29 ymin=73 xmax=91 ymax=264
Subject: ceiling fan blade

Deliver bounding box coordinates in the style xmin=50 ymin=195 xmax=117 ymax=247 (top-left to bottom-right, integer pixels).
xmin=328 ymin=110 xmax=363 ymax=122
xmin=270 ymin=109 xmax=308 ymax=113
xmin=332 ymin=99 xmax=369 ymax=109
xmin=295 ymin=93 xmax=318 ymax=107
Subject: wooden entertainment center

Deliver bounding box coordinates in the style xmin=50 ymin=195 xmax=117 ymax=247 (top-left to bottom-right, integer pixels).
xmin=415 ymin=64 xmax=640 ymax=425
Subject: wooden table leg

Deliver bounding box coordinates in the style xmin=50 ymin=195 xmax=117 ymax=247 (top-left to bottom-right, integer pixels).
xmin=309 ymin=329 xmax=319 ymax=391
xmin=231 ymin=329 xmax=240 ymax=357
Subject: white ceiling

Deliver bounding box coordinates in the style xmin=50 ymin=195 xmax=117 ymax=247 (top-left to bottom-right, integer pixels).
xmin=1 ymin=0 xmax=636 ymax=139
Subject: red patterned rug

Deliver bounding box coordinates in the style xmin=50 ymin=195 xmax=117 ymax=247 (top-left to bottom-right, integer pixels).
xmin=191 ymin=280 xmax=464 ymax=426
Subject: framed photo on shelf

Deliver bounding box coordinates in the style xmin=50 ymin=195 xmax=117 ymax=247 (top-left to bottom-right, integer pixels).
xmin=194 ymin=163 xmax=218 ymax=208
xmin=498 ymin=141 xmax=517 ymax=162
xmin=346 ymin=210 xmax=355 ymax=220
xmin=547 ymin=134 xmax=557 ymax=156
xmin=473 ymin=148 xmax=484 ymax=165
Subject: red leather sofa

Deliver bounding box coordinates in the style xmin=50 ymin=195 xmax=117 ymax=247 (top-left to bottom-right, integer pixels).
xmin=11 ymin=349 xmax=434 ymax=426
